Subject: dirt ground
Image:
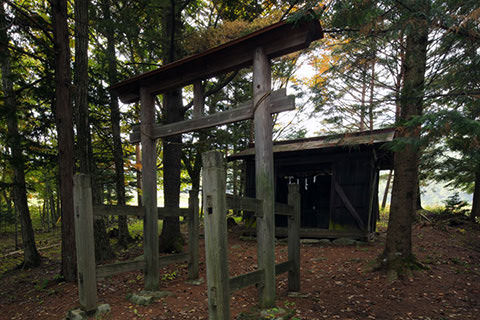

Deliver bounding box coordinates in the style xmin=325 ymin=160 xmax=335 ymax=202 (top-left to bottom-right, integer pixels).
xmin=1 ymin=215 xmax=479 ymax=320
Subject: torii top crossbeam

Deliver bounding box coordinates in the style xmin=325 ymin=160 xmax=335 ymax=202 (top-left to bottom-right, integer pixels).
xmin=110 ymin=19 xmax=323 ymax=103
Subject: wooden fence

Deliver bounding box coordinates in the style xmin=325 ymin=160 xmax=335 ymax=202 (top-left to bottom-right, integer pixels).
xmin=73 ymin=174 xmax=199 ymax=312
xmin=203 ymin=151 xmax=301 ymax=320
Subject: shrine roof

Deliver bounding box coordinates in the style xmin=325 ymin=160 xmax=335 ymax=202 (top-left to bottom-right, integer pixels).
xmin=110 ymin=18 xmax=323 ymax=103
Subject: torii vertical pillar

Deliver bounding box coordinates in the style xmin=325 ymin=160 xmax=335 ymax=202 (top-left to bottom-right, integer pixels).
xmin=140 ymin=87 xmax=159 ymax=291
xmin=253 ymin=47 xmax=275 ymax=307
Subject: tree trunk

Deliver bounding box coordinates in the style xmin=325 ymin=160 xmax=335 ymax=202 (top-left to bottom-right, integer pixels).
xmin=416 ymin=179 xmax=423 ymax=211
xmin=368 ymin=56 xmax=376 ymax=131
xmin=52 ymin=0 xmax=76 ymax=280
xmin=102 ymin=0 xmax=131 ymax=247
xmin=158 ymin=1 xmax=185 ymax=253
xmin=160 ymin=90 xmax=185 ymax=253
xmin=1 ymin=1 xmax=41 ymax=268
xmin=74 ymin=0 xmax=114 ymax=262
xmin=359 ymin=63 xmax=367 ymax=131
xmin=381 ymin=0 xmax=429 ymax=277
xmin=136 ymin=144 xmax=142 ymax=206
xmin=471 ymin=171 xmax=480 ymax=221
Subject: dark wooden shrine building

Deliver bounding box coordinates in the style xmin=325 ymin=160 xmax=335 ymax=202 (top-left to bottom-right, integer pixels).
xmin=229 ymin=128 xmax=395 ymax=239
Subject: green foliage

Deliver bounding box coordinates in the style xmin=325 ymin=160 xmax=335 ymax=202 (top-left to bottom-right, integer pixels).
xmin=161 ymin=270 xmax=177 ymax=281
xmin=443 ymin=193 xmax=470 ymax=216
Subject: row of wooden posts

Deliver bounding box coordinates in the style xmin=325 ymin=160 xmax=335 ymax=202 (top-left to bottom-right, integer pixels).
xmin=73 ymin=173 xmax=199 ymax=312
xmin=202 ymin=151 xmax=301 ymax=319
xmin=73 ymin=151 xmax=301 ymax=319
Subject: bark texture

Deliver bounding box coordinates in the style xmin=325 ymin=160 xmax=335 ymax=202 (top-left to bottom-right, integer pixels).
xmin=74 ymin=0 xmax=113 ymax=262
xmin=160 ymin=90 xmax=185 ymax=252
xmin=471 ymin=171 xmax=480 ymax=221
xmin=102 ymin=0 xmax=131 ymax=247
xmin=381 ymin=0 xmax=429 ymax=276
xmin=52 ymin=0 xmax=76 ymax=281
xmin=158 ymin=1 xmax=185 ymax=253
xmin=1 ymin=2 xmax=41 ymax=268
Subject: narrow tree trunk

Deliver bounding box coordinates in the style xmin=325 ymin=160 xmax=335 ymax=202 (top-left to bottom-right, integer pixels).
xmin=136 ymin=144 xmax=142 ymax=206
xmin=1 ymin=2 xmax=41 ymax=268
xmin=368 ymin=56 xmax=376 ymax=131
xmin=102 ymin=0 xmax=131 ymax=247
xmin=416 ymin=179 xmax=423 ymax=211
xmin=52 ymin=0 xmax=76 ymax=281
xmin=471 ymin=171 xmax=480 ymax=221
xmin=159 ymin=2 xmax=185 ymax=253
xmin=359 ymin=63 xmax=368 ymax=131
xmin=160 ymin=90 xmax=185 ymax=253
xmin=381 ymin=0 xmax=429 ymax=278
xmin=74 ymin=0 xmax=113 ymax=262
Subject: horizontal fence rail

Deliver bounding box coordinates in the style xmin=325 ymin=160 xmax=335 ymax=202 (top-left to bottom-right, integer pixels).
xmin=74 ymin=173 xmax=200 ymax=312
xmin=225 ymin=194 xmax=295 ymax=217
xmin=225 ymin=194 xmax=263 ymax=217
xmin=202 ymin=152 xmax=301 ymax=320
xmin=228 ymin=260 xmax=294 ymax=294
xmin=96 ymin=253 xmax=190 ymax=279
xmin=93 ymin=204 xmax=192 ymax=218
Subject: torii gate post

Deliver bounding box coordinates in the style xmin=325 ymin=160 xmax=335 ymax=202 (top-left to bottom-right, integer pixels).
xmin=253 ymin=47 xmax=275 ymax=307
xmin=140 ymin=87 xmax=160 ymax=291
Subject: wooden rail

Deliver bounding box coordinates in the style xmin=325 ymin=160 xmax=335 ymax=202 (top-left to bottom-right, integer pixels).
xmin=203 ymin=151 xmax=301 ymax=320
xmin=73 ymin=173 xmax=200 ymax=312
xmin=225 ymin=195 xmax=295 ymax=218
xmin=130 ymin=89 xmax=294 ymax=142
xmin=229 ymin=269 xmax=264 ymax=293
xmin=228 ymin=260 xmax=295 ymax=294
xmin=225 ymin=194 xmax=263 ymax=217
xmin=96 ymin=253 xmax=189 ymax=279
xmin=93 ymin=204 xmax=192 ymax=218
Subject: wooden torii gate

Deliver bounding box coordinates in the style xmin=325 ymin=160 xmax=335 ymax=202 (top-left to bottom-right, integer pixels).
xmin=111 ymin=18 xmax=323 ymax=314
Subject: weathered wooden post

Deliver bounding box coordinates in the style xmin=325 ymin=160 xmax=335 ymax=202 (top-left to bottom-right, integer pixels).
xmin=140 ymin=87 xmax=159 ymax=291
xmin=203 ymin=151 xmax=230 ymax=320
xmin=188 ymin=189 xmax=199 ymax=280
xmin=253 ymin=47 xmax=275 ymax=307
xmin=287 ymin=184 xmax=301 ymax=292
xmin=73 ymin=173 xmax=97 ymax=312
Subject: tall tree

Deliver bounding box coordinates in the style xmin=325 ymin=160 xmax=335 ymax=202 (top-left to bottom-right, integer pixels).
xmin=52 ymin=0 xmax=76 ymax=281
xmin=74 ymin=0 xmax=114 ymax=262
xmin=381 ymin=0 xmax=430 ymax=277
xmin=158 ymin=0 xmax=188 ymax=253
xmin=101 ymin=0 xmax=131 ymax=247
xmin=1 ymin=1 xmax=41 ymax=268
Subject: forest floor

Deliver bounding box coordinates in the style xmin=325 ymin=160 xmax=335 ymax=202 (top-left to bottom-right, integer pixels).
xmin=0 ymin=212 xmax=479 ymax=320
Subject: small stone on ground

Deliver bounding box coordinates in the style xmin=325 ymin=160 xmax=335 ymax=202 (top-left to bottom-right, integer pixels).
xmin=287 ymin=291 xmax=310 ymax=298
xmin=95 ymin=304 xmax=111 ymax=318
xmin=65 ymin=309 xmax=86 ymax=320
xmin=186 ymin=277 xmax=204 ymax=285
xmin=127 ymin=290 xmax=174 ymax=305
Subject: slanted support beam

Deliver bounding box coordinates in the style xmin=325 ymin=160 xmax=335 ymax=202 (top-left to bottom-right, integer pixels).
xmin=140 ymin=87 xmax=159 ymax=291
xmin=253 ymin=47 xmax=275 ymax=308
xmin=203 ymin=151 xmax=230 ymax=320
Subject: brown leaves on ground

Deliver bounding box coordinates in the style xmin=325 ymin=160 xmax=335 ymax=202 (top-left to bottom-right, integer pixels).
xmin=0 ymin=218 xmax=479 ymax=319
